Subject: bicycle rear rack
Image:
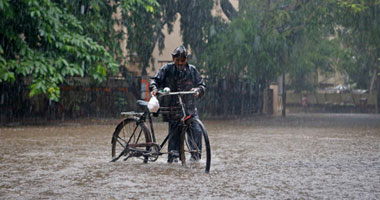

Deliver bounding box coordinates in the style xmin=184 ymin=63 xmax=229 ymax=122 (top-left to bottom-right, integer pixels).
xmin=121 ymin=111 xmax=144 ymax=117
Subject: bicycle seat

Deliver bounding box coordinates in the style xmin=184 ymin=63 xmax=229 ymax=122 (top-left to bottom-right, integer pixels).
xmin=136 ymin=100 xmax=148 ymax=107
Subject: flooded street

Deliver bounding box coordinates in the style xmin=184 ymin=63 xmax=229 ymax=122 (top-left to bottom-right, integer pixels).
xmin=1 ymin=113 xmax=380 ymax=199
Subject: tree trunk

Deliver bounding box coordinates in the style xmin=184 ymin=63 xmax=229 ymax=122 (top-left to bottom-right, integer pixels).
xmin=369 ymin=68 xmax=378 ymax=94
xmin=281 ymin=53 xmax=287 ymax=117
xmin=376 ymin=73 xmax=380 ymax=113
xmin=377 ymin=75 xmax=380 ymax=113
xmin=220 ymin=0 xmax=238 ymax=20
xmin=282 ymin=70 xmax=286 ymax=117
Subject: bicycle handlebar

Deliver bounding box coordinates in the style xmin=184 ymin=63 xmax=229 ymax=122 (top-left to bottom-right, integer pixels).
xmin=158 ymin=90 xmax=196 ymax=96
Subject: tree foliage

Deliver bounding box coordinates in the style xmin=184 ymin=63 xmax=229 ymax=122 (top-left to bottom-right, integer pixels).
xmin=122 ymin=0 xmax=215 ymax=75
xmin=0 ymin=0 xmax=157 ymax=101
xmin=334 ymin=0 xmax=380 ymax=90
xmin=196 ymin=0 xmax=336 ymax=89
xmin=121 ymin=0 xmax=175 ymax=75
xmin=2 ymin=0 xmax=379 ymax=103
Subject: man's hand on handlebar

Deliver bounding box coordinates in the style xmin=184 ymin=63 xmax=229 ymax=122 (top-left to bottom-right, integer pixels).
xmin=152 ymin=88 xmax=199 ymax=97
xmin=151 ymin=90 xmax=158 ymax=96
xmin=191 ymin=88 xmax=200 ymax=97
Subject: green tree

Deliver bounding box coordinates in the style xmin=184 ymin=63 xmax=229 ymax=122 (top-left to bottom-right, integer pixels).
xmin=176 ymin=0 xmax=214 ymax=60
xmin=200 ymin=0 xmax=336 ymax=84
xmin=335 ymin=0 xmax=380 ymax=92
xmin=200 ymin=2 xmax=282 ymax=83
xmin=121 ymin=0 xmax=175 ymax=75
xmin=0 ymin=0 xmax=158 ymax=101
xmin=122 ymin=0 xmax=215 ymax=75
xmin=287 ymin=33 xmax=338 ymax=92
xmin=58 ymin=0 xmax=122 ymax=64
xmin=196 ymin=0 xmax=344 ymax=116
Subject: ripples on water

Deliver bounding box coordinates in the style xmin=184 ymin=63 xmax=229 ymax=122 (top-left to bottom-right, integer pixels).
xmin=1 ymin=113 xmax=380 ymax=199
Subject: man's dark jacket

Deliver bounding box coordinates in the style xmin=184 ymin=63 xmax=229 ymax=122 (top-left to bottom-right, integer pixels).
xmin=150 ymin=62 xmax=206 ymax=120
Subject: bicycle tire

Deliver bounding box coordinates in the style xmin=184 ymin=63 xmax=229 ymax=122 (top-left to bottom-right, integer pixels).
xmin=111 ymin=117 xmax=152 ymax=163
xmin=180 ymin=118 xmax=211 ymax=173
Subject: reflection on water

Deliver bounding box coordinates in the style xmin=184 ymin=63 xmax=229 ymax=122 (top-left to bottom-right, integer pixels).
xmin=1 ymin=113 xmax=380 ymax=199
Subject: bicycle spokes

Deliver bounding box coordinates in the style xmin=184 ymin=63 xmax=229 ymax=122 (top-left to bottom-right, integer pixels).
xmin=111 ymin=118 xmax=152 ymax=163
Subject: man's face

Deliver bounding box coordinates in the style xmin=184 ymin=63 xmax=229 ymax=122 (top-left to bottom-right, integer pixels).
xmin=173 ymin=57 xmax=187 ymax=70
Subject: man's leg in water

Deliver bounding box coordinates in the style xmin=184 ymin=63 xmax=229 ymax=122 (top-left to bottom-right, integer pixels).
xmin=167 ymin=120 xmax=182 ymax=163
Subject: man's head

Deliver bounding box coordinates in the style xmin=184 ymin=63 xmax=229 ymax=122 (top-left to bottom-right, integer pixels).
xmin=172 ymin=45 xmax=188 ymax=70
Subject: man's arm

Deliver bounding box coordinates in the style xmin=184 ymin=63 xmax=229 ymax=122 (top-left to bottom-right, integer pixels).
xmin=149 ymin=65 xmax=167 ymax=96
xmin=192 ymin=67 xmax=206 ymax=97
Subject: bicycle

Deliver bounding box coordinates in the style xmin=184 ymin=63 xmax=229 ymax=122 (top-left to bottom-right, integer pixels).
xmin=110 ymin=90 xmax=211 ymax=173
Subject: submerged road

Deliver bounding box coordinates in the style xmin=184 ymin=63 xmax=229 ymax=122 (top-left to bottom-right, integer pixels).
xmin=1 ymin=113 xmax=380 ymax=199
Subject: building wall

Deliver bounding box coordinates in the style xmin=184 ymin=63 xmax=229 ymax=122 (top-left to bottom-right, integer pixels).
xmin=317 ymin=68 xmax=346 ymax=88
xmin=149 ymin=14 xmax=183 ymax=76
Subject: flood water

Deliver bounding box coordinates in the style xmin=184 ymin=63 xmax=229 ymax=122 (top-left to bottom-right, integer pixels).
xmin=1 ymin=113 xmax=380 ymax=199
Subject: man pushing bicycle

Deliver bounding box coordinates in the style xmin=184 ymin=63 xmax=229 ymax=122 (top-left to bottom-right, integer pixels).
xmin=150 ymin=45 xmax=206 ymax=163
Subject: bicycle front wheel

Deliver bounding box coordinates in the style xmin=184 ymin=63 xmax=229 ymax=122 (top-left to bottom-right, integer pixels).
xmin=111 ymin=117 xmax=152 ymax=163
xmin=180 ymin=118 xmax=211 ymax=173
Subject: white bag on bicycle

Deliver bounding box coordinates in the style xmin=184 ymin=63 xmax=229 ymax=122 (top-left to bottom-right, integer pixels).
xmin=147 ymin=96 xmax=160 ymax=113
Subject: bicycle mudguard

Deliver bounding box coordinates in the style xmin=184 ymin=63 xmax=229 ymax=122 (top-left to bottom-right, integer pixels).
xmin=111 ymin=121 xmax=124 ymax=144
xmin=111 ymin=118 xmax=136 ymax=144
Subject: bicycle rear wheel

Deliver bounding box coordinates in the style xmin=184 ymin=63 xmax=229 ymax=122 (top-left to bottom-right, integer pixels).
xmin=180 ymin=118 xmax=211 ymax=173
xmin=111 ymin=117 xmax=152 ymax=163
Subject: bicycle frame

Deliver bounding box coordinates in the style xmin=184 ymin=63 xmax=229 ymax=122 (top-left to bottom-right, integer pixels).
xmin=154 ymin=90 xmax=196 ymax=148
xmin=112 ymin=90 xmax=196 ymax=162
